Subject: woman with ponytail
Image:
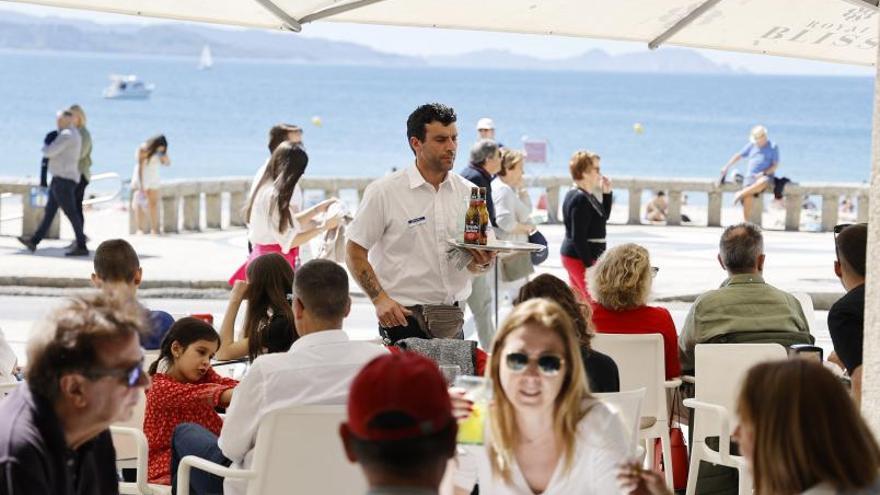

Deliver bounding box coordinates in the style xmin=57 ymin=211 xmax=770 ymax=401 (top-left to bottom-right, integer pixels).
xmin=143 ymin=317 xmax=238 ymax=485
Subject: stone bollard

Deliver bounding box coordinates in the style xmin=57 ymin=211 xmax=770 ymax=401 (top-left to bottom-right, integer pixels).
xmin=183 ymin=194 xmax=200 ymax=231
xmin=748 ymin=194 xmax=763 ymax=225
xmin=229 ymin=191 xmax=245 ymax=227
xmin=821 ymin=193 xmax=838 ymax=232
xmin=21 ymin=193 xmax=60 ymax=239
xmin=785 ymin=193 xmax=803 ymax=232
xmin=627 ymin=188 xmax=642 ymax=225
xmin=162 ymin=195 xmax=179 ymax=233
xmin=858 ymin=194 xmax=870 ymax=223
xmin=667 ymin=191 xmax=682 ymax=226
xmin=546 ymin=186 xmax=560 ymax=224
xmin=707 ymin=191 xmax=722 ymax=227
xmin=206 ymin=193 xmax=222 ymax=229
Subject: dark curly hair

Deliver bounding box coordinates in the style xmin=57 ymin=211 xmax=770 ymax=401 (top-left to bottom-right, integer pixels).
xmin=513 ymin=274 xmax=595 ymax=349
xmin=406 ymin=103 xmax=456 ymax=156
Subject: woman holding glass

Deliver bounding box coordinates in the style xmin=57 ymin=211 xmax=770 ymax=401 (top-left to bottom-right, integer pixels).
xmin=453 ymin=298 xmax=629 ymax=494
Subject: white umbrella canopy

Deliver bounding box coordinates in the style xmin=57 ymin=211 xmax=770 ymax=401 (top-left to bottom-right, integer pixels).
xmin=5 ymin=0 xmax=879 ymax=65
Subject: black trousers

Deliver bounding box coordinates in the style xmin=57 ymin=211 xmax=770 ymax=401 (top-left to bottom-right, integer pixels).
xmin=74 ymin=174 xmax=89 ymax=230
xmin=32 ymin=177 xmax=86 ymax=248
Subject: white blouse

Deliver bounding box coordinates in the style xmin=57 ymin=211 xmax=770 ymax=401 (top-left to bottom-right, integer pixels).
xmin=247 ymin=184 xmax=304 ymax=253
xmin=491 ymin=178 xmax=532 ymax=242
xmin=454 ymin=401 xmax=629 ymax=494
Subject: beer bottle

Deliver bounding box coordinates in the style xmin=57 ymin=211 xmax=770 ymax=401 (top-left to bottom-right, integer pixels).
xmin=464 ymin=187 xmax=481 ymax=244
xmin=478 ymin=187 xmax=490 ymax=246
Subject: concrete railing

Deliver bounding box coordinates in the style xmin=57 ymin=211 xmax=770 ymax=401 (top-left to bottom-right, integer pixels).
xmin=2 ymin=175 xmax=869 ymax=236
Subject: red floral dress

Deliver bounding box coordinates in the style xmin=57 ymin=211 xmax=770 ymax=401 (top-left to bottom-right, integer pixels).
xmin=143 ymin=369 xmax=238 ymax=484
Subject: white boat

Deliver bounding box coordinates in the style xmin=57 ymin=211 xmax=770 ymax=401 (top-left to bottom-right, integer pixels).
xmin=102 ymin=75 xmax=154 ymax=99
xmin=198 ymin=45 xmax=213 ymax=70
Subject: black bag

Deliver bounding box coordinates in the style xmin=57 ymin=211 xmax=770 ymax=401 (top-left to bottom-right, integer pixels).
xmin=528 ymin=230 xmax=549 ymax=265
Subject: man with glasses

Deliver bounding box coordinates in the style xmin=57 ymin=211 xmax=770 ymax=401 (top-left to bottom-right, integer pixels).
xmin=0 ymin=292 xmax=149 ymax=494
xmin=829 ymin=223 xmax=868 ymax=405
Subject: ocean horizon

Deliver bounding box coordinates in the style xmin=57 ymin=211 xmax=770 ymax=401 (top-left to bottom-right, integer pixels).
xmin=0 ymin=49 xmax=874 ymax=186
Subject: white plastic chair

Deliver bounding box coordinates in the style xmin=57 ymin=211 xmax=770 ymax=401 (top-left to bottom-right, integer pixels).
xmin=592 ymin=333 xmax=681 ymax=488
xmin=791 ymin=291 xmax=815 ymax=333
xmin=177 ymin=405 xmax=367 ymax=495
xmin=594 ymin=388 xmax=646 ymax=459
xmin=0 ymin=381 xmax=20 ymax=398
xmin=683 ymin=343 xmax=787 ymax=495
xmin=110 ymin=426 xmax=171 ymax=495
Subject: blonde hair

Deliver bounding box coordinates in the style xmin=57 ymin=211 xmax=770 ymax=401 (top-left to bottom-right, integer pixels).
xmin=498 ymin=148 xmax=524 ymax=177
xmin=589 ymin=243 xmax=652 ymax=310
xmin=737 ymin=360 xmax=880 ymax=494
xmin=68 ymin=104 xmax=87 ymax=127
xmin=568 ymin=150 xmax=599 ymax=181
xmin=487 ymin=298 xmax=592 ymax=482
xmin=749 ymin=124 xmax=767 ymax=143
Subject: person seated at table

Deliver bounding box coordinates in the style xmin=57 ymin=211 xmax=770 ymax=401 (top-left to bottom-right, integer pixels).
xmin=589 ymin=243 xmax=681 ymax=380
xmin=90 ymin=238 xmax=173 ymax=349
xmin=217 ymin=253 xmax=297 ymax=362
xmin=618 ymin=360 xmax=880 ymax=495
xmin=143 ymin=317 xmax=237 ymax=485
xmin=340 ymin=352 xmax=457 ymax=494
xmin=453 ymin=299 xmax=629 ymax=494
xmin=513 ymin=274 xmax=620 ymax=392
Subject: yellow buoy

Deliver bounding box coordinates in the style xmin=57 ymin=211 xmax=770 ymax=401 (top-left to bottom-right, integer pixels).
xmin=311 ymin=116 xmax=323 ymax=127
xmin=633 ymin=122 xmax=644 ymax=134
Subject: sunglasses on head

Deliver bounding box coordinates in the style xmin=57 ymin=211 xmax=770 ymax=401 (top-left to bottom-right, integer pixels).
xmin=504 ymin=353 xmax=564 ymax=376
xmin=833 ymin=222 xmax=867 ymax=261
xmin=83 ymin=358 xmax=146 ymax=388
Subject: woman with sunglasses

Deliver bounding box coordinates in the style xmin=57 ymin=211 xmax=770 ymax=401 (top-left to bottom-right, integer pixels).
xmin=589 ymin=243 xmax=681 ymax=380
xmin=453 ymin=298 xmax=629 ymax=494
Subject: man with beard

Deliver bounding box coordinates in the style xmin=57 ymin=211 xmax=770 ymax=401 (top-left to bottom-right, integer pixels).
xmin=347 ymin=103 xmax=496 ymax=344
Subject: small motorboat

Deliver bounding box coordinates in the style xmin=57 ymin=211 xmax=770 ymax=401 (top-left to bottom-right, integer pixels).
xmin=103 ymin=75 xmax=154 ymax=99
xmin=198 ymin=44 xmax=213 ymax=70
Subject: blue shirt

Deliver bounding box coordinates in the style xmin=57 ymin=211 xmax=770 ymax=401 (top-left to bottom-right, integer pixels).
xmin=739 ymin=141 xmax=779 ymax=176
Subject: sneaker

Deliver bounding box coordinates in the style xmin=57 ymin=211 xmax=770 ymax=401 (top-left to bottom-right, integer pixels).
xmin=17 ymin=236 xmax=36 ymax=252
xmin=64 ymin=246 xmax=89 ymax=257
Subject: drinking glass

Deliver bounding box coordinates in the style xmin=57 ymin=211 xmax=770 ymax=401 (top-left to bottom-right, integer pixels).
xmin=439 ymin=365 xmax=461 ymax=386
xmin=454 ymin=375 xmax=492 ymax=445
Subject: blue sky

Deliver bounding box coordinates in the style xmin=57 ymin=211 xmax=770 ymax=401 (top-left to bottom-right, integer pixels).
xmin=0 ymin=2 xmax=874 ymax=76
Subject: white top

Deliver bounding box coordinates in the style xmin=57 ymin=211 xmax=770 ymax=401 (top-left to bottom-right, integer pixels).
xmin=454 ymin=401 xmax=629 ymax=495
xmin=347 ymin=165 xmax=478 ymax=306
xmin=491 ymin=178 xmax=532 ymax=242
xmin=218 ymin=330 xmax=388 ymax=495
xmin=248 ymin=159 xmax=304 ymax=205
xmin=131 ymin=153 xmax=163 ymax=190
xmin=247 ymin=183 xmax=304 ymax=252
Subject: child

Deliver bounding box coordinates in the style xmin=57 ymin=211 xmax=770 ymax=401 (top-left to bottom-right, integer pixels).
xmin=143 ymin=318 xmax=237 ymax=485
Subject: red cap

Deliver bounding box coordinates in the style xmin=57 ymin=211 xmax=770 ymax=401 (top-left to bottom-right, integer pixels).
xmin=347 ymin=353 xmax=453 ymax=442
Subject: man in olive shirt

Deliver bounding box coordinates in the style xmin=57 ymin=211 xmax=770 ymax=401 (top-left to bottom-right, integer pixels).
xmin=678 ymin=223 xmax=810 ymax=373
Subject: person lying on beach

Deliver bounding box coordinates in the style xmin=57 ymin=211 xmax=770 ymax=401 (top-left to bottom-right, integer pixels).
xmin=719 ymin=125 xmax=779 ymax=221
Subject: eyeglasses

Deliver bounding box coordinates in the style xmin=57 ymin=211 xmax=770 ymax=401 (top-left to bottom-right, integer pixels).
xmin=651 ymin=266 xmax=659 ymax=278
xmin=83 ymin=358 xmax=146 ymax=388
xmin=504 ymin=353 xmax=565 ymax=376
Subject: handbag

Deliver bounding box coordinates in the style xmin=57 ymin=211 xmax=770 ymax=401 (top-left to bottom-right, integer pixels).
xmin=528 ymin=230 xmax=549 ymax=265
xmin=653 ymin=387 xmax=689 ymax=490
xmin=500 ymin=252 xmax=533 ymax=282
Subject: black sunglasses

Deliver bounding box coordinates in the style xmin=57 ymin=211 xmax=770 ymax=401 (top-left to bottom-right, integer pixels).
xmin=504 ymin=353 xmax=565 ymax=376
xmin=84 ymin=358 xmax=146 ymax=388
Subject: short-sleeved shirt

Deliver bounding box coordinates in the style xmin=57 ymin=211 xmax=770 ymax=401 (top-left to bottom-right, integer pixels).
xmin=347 ymin=165 xmax=477 ymax=306
xmin=828 ymin=284 xmax=865 ymax=373
xmin=0 ymin=385 xmax=119 ymax=495
xmin=739 ymin=141 xmax=779 ymax=177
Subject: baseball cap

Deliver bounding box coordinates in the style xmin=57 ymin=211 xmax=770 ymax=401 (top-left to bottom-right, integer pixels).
xmin=476 ymin=117 xmax=495 ymax=130
xmin=347 ymin=353 xmax=454 ymax=442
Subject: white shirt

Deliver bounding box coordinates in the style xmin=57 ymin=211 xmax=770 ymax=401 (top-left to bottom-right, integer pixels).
xmin=454 ymin=402 xmax=629 ymax=495
xmin=347 ymin=165 xmax=477 ymax=306
xmin=246 ymin=183 xmax=304 ymax=252
xmin=218 ymin=329 xmax=388 ymax=495
xmin=492 ymin=178 xmax=532 ymax=242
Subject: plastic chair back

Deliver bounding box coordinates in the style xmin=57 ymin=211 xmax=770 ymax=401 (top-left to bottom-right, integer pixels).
xmin=791 ymin=291 xmax=815 ymax=333
xmin=592 ymin=333 xmax=666 ymax=421
xmin=246 ymin=404 xmax=367 ymax=495
xmin=594 ymin=388 xmax=646 ymax=457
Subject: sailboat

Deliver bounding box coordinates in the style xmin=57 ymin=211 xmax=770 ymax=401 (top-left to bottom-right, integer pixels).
xmin=198 ymin=45 xmax=213 ymax=70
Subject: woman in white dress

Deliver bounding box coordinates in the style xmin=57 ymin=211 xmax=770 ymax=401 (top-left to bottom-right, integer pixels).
xmin=453 ymin=298 xmax=629 ymax=495
xmin=131 ymin=134 xmax=170 ymax=234
xmin=492 ymin=149 xmax=535 ymax=302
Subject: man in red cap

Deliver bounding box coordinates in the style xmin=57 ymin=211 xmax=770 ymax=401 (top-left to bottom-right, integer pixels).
xmin=340 ymin=353 xmax=458 ymax=495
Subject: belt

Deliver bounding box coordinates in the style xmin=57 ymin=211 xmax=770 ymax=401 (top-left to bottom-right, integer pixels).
xmin=587 ymin=238 xmax=606 ymax=243
xmin=405 ymin=301 xmax=460 ymax=309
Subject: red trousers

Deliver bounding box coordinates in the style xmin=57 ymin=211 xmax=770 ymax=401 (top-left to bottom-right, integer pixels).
xmin=561 ymin=254 xmax=591 ymax=302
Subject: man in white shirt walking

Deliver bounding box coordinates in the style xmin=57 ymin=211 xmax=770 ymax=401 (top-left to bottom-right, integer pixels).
xmin=346 ymin=103 xmax=496 ymax=344
xmin=169 ymin=259 xmax=387 ymax=495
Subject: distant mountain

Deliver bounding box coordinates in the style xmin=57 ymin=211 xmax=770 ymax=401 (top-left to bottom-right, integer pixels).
xmin=0 ymin=12 xmax=740 ymax=74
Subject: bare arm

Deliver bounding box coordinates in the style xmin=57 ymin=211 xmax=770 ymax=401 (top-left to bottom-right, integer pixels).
xmin=219 ymin=387 xmax=234 ymax=408
xmin=721 ymin=153 xmax=741 ymax=174
xmin=852 ymin=366 xmax=862 ymax=408
xmin=292 ymin=198 xmax=337 ymax=226
xmin=346 ymin=240 xmax=411 ymax=327
xmin=216 ymin=281 xmax=249 ymax=361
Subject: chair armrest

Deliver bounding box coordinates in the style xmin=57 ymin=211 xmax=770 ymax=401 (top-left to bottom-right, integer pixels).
xmin=680 ymin=375 xmax=695 ymax=384
xmin=664 ymin=378 xmax=682 ymax=388
xmin=682 ymin=399 xmax=735 ymax=463
xmin=177 ymin=455 xmax=256 ymax=493
xmin=110 ymin=426 xmax=153 ymax=495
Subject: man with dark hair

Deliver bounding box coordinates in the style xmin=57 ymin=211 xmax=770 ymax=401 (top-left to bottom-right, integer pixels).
xmin=828 ymin=223 xmax=868 ymax=405
xmin=340 ymin=352 xmax=457 ymax=495
xmin=678 ymin=222 xmax=810 ymax=372
xmin=0 ymin=292 xmax=150 ymax=494
xmin=91 ymin=239 xmax=173 ymax=350
xmin=347 ymin=103 xmax=495 ymax=345
xmin=171 ymin=259 xmax=387 ymax=495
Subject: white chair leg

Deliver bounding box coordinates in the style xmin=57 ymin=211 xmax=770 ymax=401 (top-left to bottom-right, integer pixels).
xmin=737 ymin=465 xmax=753 ymax=495
xmin=660 ymin=429 xmax=674 ymax=489
xmin=685 ymin=445 xmax=703 ymax=495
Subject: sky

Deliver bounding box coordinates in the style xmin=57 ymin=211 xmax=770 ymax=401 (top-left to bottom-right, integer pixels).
xmin=0 ymin=2 xmax=875 ymax=76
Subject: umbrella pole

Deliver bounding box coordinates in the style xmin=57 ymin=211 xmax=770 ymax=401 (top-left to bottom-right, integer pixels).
xmin=494 ymin=261 xmax=499 ymax=336
xmin=864 ymin=12 xmax=880 ymax=432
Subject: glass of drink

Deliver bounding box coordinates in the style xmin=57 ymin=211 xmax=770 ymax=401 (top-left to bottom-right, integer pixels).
xmin=439 ymin=365 xmax=461 ymax=386
xmin=454 ymin=375 xmax=492 ymax=445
